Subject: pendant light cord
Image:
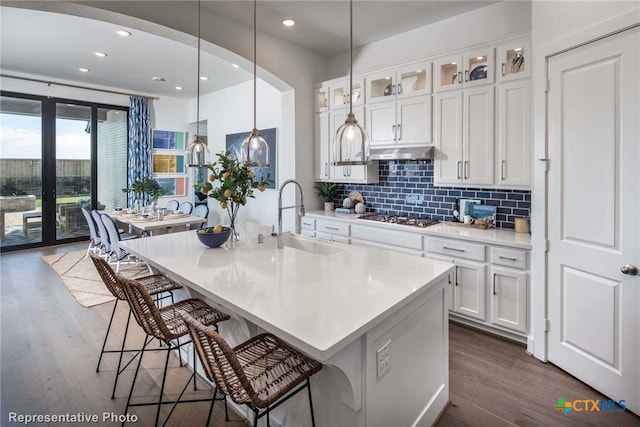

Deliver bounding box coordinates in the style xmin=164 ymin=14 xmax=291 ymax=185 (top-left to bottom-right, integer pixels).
xmin=253 ymin=0 xmax=257 ymax=130
xmin=196 ymin=0 xmax=201 ymax=140
xmin=349 ymin=0 xmax=353 ymax=116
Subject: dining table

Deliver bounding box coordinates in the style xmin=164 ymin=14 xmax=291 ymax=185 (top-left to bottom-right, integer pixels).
xmin=104 ymin=210 xmax=206 ymax=236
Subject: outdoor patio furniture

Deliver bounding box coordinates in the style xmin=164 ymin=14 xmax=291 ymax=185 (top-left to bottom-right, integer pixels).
xmin=22 ymin=211 xmax=42 ymax=236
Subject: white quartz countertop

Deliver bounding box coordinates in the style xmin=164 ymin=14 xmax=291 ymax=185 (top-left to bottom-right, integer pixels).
xmin=121 ymin=224 xmax=454 ymax=360
xmin=306 ymin=210 xmax=532 ymax=250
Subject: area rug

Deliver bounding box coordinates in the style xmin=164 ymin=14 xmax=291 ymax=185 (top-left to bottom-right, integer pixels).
xmin=42 ymin=249 xmax=150 ymax=308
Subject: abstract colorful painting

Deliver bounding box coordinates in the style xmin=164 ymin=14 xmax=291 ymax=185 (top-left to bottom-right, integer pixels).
xmin=152 ymin=130 xmax=186 ymax=150
xmin=153 ymin=154 xmax=185 ymax=174
xmin=156 ymin=177 xmax=186 ymax=197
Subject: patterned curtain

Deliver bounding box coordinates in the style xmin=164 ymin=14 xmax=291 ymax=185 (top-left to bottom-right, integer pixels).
xmin=127 ymin=97 xmax=152 ymax=206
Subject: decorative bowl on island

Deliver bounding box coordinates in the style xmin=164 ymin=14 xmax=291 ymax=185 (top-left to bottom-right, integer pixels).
xmin=196 ymin=226 xmax=231 ymax=248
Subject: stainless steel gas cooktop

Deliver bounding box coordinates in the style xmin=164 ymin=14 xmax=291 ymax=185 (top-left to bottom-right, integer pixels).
xmin=358 ymin=213 xmax=439 ymax=228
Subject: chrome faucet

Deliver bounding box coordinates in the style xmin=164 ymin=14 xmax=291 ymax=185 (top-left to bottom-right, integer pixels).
xmin=277 ymin=179 xmax=305 ymax=248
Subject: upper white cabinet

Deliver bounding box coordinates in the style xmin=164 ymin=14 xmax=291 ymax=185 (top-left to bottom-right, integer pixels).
xmin=435 ymin=86 xmax=495 ymax=186
xmin=497 ymin=80 xmax=531 ymax=188
xmin=329 ymin=77 xmax=365 ymax=110
xmin=366 ymin=96 xmax=432 ymax=147
xmin=435 ymin=47 xmax=495 ymax=92
xmin=314 ymin=112 xmax=330 ymax=181
xmin=329 ymin=106 xmax=379 ymax=183
xmin=496 ymin=36 xmax=530 ymax=82
xmin=366 ymin=62 xmax=431 ymax=103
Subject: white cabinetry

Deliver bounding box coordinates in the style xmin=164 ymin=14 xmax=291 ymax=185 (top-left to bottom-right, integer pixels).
xmin=301 ymin=217 xmax=316 ymax=238
xmin=434 ymin=47 xmax=495 ymax=92
xmin=497 ymin=80 xmax=531 ymax=188
xmin=314 ymin=84 xmax=328 ymax=112
xmin=350 ymin=224 xmax=423 ymax=256
xmin=489 ymin=247 xmax=528 ymax=333
xmin=329 ymin=107 xmax=378 ymax=183
xmin=365 ymin=62 xmax=432 ymax=147
xmin=496 ymin=36 xmax=530 ymax=82
xmin=435 ymin=86 xmax=494 ymax=186
xmin=315 ymin=219 xmax=349 ymax=244
xmin=329 ymin=77 xmax=365 ymax=110
xmin=314 ymin=112 xmax=330 ymax=181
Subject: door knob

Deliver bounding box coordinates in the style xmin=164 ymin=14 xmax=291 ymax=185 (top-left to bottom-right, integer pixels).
xmin=621 ymin=264 xmax=638 ymax=276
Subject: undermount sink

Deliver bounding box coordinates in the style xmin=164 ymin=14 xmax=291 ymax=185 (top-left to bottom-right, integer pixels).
xmin=283 ymin=235 xmax=342 ymax=256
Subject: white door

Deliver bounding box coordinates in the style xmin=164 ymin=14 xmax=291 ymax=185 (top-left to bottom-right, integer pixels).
xmin=490 ymin=266 xmax=527 ymax=333
xmin=314 ymin=112 xmax=330 ymax=181
xmin=453 ymin=260 xmax=486 ymax=321
xmin=548 ymin=27 xmax=639 ymax=414
xmin=434 ymin=90 xmax=463 ymax=185
xmin=366 ymin=101 xmax=396 ymax=146
xmin=498 ymin=80 xmax=531 ymax=188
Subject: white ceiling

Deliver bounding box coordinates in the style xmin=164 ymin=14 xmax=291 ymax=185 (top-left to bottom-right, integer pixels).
xmin=0 ymin=1 xmax=497 ymax=99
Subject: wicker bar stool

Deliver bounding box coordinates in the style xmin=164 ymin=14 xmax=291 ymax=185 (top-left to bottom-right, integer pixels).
xmin=89 ymin=252 xmax=183 ymax=399
xmin=180 ymin=312 xmax=323 ymax=427
xmin=118 ymin=274 xmax=230 ymax=427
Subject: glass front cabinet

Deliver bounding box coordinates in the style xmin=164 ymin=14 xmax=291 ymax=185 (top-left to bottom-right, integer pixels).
xmin=496 ymin=37 xmax=530 ymax=82
xmin=365 ymin=62 xmax=431 ymax=103
xmin=329 ymin=77 xmax=365 ymax=110
xmin=435 ymin=47 xmax=495 ymax=92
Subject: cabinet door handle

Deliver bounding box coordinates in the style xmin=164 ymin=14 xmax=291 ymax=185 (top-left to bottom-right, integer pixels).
xmin=499 ymin=256 xmax=518 ymax=261
xmin=325 ymin=226 xmax=339 ymax=231
xmin=501 ymin=160 xmax=506 ymax=180
xmin=323 ymin=99 xmax=328 ymax=107
xmin=398 ymin=83 xmax=403 ymax=94
xmin=501 ymin=62 xmax=506 ymax=76
xmin=465 ymin=70 xmax=469 ymax=82
xmin=457 ymin=161 xmax=462 ymax=179
xmin=397 ymin=124 xmax=402 ymax=140
xmin=393 ymin=84 xmax=397 ymax=95
xmin=457 ymin=71 xmax=462 ymax=84
xmin=492 ymin=273 xmax=497 ymax=295
xmin=392 ymin=124 xmax=396 ymax=140
xmin=324 ymin=163 xmax=328 ymax=177
xmin=464 ymin=161 xmax=469 ymax=179
xmin=455 ymin=266 xmax=459 ymax=286
xmin=443 ymin=246 xmax=465 ymax=252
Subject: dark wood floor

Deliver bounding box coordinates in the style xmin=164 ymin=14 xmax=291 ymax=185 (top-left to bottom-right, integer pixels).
xmin=2 ymin=243 xmax=639 ymax=427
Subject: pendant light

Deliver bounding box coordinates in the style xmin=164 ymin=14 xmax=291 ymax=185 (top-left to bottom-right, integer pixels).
xmin=187 ymin=0 xmax=210 ymax=167
xmin=333 ymin=0 xmax=371 ymax=166
xmin=240 ymin=0 xmax=270 ymax=168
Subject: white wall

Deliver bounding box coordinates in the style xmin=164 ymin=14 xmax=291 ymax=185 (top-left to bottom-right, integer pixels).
xmin=327 ymin=1 xmax=532 ymax=78
xmin=193 ymin=80 xmax=297 ymax=230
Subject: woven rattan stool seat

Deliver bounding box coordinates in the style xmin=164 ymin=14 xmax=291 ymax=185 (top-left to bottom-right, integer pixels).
xmin=182 ymin=312 xmax=322 ymax=426
xmin=156 ymin=299 xmax=230 ymax=342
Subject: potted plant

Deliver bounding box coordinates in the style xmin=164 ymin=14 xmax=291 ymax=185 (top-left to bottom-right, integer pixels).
xmin=314 ymin=182 xmax=341 ymax=212
xmin=122 ymin=177 xmax=167 ymax=212
xmin=195 ymin=151 xmax=271 ymax=240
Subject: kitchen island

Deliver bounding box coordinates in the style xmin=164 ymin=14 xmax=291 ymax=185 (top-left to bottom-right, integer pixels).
xmin=121 ymin=224 xmax=454 ymax=427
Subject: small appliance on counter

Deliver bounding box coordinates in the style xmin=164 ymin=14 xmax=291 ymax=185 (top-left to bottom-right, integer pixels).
xmin=453 ymin=199 xmax=480 ymax=222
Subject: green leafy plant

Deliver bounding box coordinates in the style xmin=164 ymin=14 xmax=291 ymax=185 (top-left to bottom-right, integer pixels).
xmin=122 ymin=177 xmax=168 ymax=203
xmin=314 ymin=182 xmax=341 ymax=202
xmin=194 ymin=151 xmax=271 ymax=232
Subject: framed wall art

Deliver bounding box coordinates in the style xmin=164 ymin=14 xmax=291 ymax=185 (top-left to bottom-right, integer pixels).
xmin=152 ymin=130 xmax=186 ymax=150
xmin=225 ymin=128 xmax=277 ymax=189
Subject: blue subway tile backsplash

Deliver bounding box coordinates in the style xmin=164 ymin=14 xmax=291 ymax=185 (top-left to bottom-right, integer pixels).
xmin=334 ymin=160 xmax=531 ymax=230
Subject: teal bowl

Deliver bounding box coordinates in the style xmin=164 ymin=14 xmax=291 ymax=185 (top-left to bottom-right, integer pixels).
xmin=196 ymin=228 xmax=231 ymax=248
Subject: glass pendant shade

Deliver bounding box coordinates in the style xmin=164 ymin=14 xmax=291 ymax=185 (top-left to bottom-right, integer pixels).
xmin=333 ymin=113 xmax=369 ymax=165
xmin=187 ymin=135 xmax=209 ymax=167
xmin=240 ymin=128 xmax=269 ymax=167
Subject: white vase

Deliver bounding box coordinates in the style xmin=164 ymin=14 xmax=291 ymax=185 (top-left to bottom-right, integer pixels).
xmin=324 ymin=201 xmax=334 ymax=212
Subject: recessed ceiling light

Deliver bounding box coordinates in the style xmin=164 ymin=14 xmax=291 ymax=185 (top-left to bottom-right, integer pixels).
xmin=200 ymin=76 xmax=209 ymax=81
xmin=232 ymin=64 xmax=239 ymax=69
xmin=152 ymin=76 xmax=166 ymax=82
xmin=282 ymin=18 xmax=295 ymax=27
xmin=116 ymin=30 xmax=131 ymax=37
xmin=175 ymin=86 xmax=183 ymax=90
xmin=78 ymin=67 xmax=90 ymax=73
xmin=94 ymin=52 xmax=108 ymax=58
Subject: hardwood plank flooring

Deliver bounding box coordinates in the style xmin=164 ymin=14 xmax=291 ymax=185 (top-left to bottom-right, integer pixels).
xmin=2 ymin=243 xmax=639 ymax=426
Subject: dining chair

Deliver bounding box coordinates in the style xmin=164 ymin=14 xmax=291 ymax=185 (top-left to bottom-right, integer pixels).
xmin=92 ymin=210 xmax=111 ymax=256
xmin=190 ymin=204 xmax=209 ymax=230
xmin=82 ymin=207 xmax=102 ymax=257
xmin=178 ymin=201 xmax=193 ymax=214
xmin=100 ymin=213 xmax=149 ymax=274
xmin=180 ymin=312 xmax=322 ymax=427
xmin=165 ymin=200 xmax=179 ymax=212
xmin=118 ymin=274 xmax=230 ymax=427
xmin=89 ymin=253 xmax=183 ymax=399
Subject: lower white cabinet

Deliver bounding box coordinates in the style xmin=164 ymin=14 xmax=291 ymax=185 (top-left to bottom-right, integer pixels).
xmin=490 ymin=267 xmax=527 ymax=333
xmin=453 ymin=260 xmax=486 ymax=321
xmin=350 ymin=223 xmax=423 ymax=256
xmin=315 ymin=219 xmax=349 ymax=243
